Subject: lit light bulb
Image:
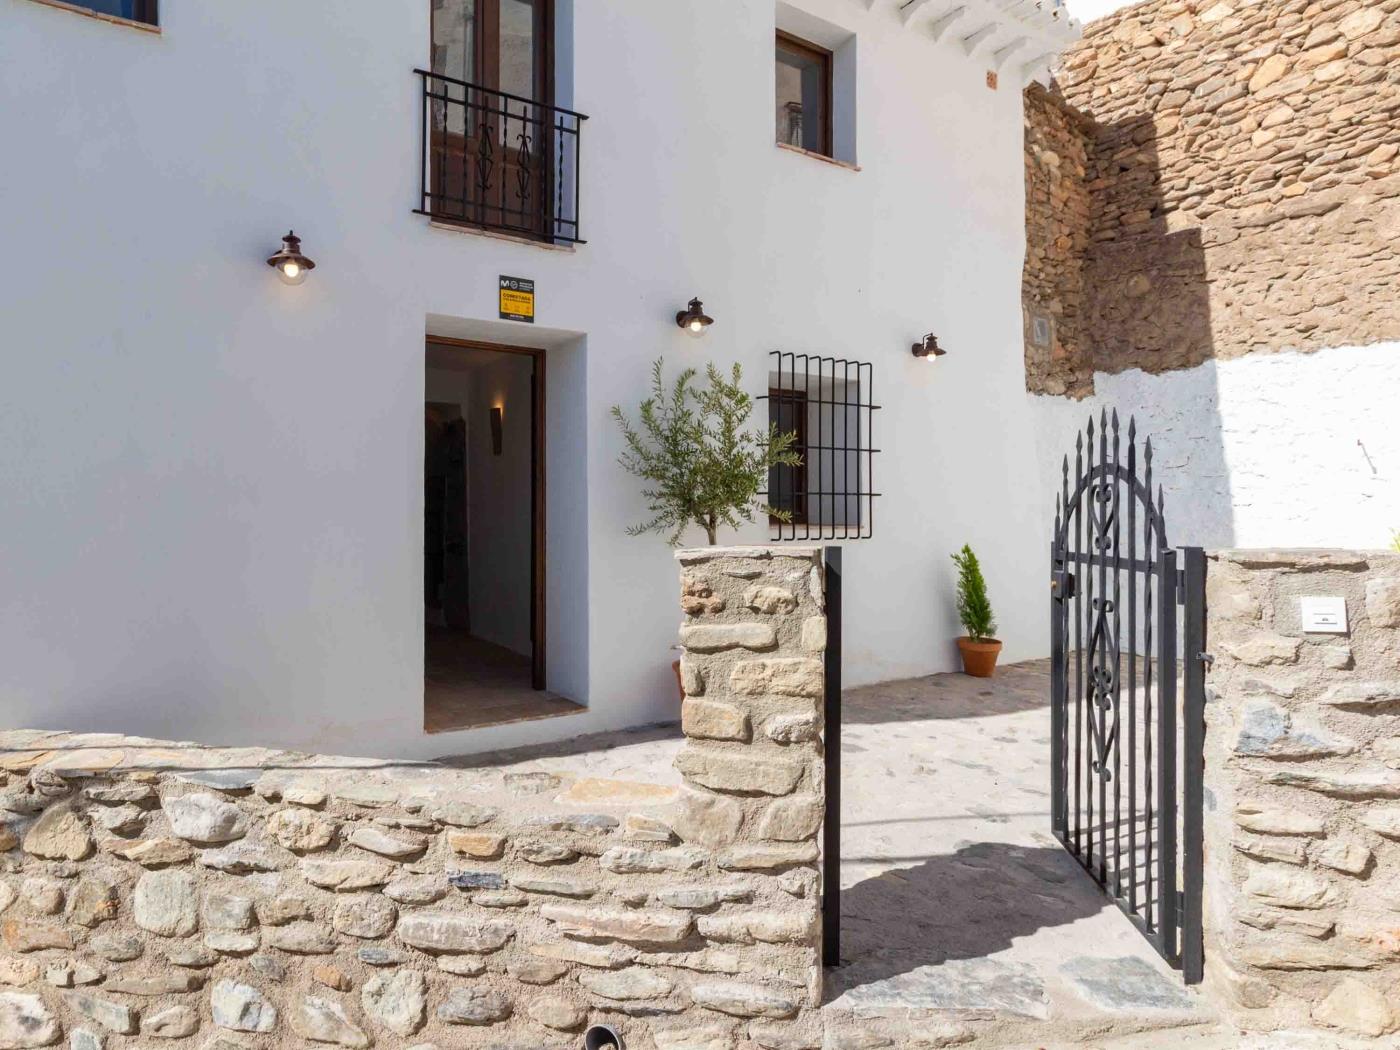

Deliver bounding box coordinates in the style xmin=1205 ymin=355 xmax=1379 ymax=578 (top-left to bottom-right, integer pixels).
xmin=282 ymin=262 xmax=300 ymax=280
xmin=689 ymin=320 xmax=703 ymax=333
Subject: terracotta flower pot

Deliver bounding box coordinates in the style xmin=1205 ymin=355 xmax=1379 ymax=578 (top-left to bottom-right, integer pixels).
xmin=957 ymin=636 xmax=1003 ymax=678
xmin=672 ymin=658 xmax=685 ymax=701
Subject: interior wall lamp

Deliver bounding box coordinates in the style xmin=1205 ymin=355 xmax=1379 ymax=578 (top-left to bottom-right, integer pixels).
xmin=266 ymin=230 xmax=316 ymax=286
xmin=675 ymin=298 xmax=714 ymax=338
xmin=490 ymin=407 xmax=504 ymax=456
xmin=911 ymin=333 xmax=947 ymax=363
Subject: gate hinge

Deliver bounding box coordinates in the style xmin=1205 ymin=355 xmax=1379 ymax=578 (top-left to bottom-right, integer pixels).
xmin=1198 ymin=652 xmax=1214 ymax=668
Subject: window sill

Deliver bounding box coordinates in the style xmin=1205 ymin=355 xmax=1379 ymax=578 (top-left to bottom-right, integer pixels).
xmin=428 ymin=220 xmax=578 ymax=254
xmin=776 ymin=142 xmax=860 ymax=173
xmin=22 ymin=0 xmax=160 ymax=34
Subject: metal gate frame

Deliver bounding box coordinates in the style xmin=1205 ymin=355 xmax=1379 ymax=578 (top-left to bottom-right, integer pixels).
xmin=1049 ymin=413 xmax=1205 ymax=983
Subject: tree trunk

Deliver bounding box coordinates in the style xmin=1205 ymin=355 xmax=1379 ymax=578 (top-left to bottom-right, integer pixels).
xmin=704 ymin=513 xmax=718 ymax=545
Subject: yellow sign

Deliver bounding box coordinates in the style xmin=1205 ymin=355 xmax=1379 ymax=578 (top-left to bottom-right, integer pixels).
xmin=499 ymin=276 xmax=535 ymax=323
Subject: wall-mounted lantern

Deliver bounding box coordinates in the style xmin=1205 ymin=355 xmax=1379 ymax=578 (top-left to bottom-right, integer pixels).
xmin=911 ymin=333 xmax=947 ymax=363
xmin=266 ymin=230 xmax=316 ymax=286
xmin=490 ymin=406 xmax=504 ymax=456
xmin=675 ymin=298 xmax=714 ymax=338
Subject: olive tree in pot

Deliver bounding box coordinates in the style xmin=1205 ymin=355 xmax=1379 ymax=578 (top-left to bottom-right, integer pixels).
xmin=951 ymin=544 xmax=1001 ymax=677
xmin=612 ymin=358 xmax=800 ymax=697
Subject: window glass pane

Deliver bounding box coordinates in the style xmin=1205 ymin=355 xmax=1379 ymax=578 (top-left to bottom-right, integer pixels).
xmin=72 ymin=0 xmax=149 ymax=21
xmin=499 ymin=0 xmax=538 ymax=100
xmin=432 ymin=0 xmax=476 ymax=83
xmin=776 ymin=39 xmax=827 ymax=154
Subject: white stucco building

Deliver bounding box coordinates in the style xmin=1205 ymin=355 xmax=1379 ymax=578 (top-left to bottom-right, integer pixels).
xmin=1 ymin=0 xmax=1078 ymax=759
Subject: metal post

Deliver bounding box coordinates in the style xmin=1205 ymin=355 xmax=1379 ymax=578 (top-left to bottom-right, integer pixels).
xmin=1156 ymin=547 xmax=1179 ymax=961
xmin=822 ymin=545 xmax=842 ymax=968
xmin=1050 ymin=542 xmax=1066 ymax=838
xmin=1180 ymin=546 xmax=1206 ymax=984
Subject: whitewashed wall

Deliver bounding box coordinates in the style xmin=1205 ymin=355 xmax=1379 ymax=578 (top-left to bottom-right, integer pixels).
xmin=1031 ymin=342 xmax=1400 ymax=553
xmin=0 ymin=0 xmax=1050 ymax=758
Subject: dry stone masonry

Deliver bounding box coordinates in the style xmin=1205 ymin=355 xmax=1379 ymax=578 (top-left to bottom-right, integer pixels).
xmin=1202 ymin=549 xmax=1400 ymax=1038
xmin=1023 ymin=0 xmax=1400 ymax=397
xmin=0 ymin=548 xmax=826 ymax=1050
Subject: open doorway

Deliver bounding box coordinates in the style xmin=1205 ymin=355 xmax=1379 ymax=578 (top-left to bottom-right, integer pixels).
xmin=423 ymin=337 xmax=579 ymax=733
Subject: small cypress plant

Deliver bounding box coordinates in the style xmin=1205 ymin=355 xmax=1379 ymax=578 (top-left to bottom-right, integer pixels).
xmin=951 ymin=544 xmax=997 ymax=642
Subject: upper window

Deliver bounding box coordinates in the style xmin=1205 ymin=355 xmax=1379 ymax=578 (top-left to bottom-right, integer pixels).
xmin=66 ymin=0 xmax=157 ymax=25
xmin=775 ymin=31 xmax=832 ymax=157
xmin=432 ymin=0 xmax=552 ymax=104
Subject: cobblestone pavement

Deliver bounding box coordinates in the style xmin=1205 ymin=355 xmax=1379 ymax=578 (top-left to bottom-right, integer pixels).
xmin=439 ymin=662 xmax=1344 ymax=1048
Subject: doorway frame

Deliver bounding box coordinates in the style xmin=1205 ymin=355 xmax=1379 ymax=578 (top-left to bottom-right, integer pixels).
xmin=425 ymin=335 xmax=547 ymax=691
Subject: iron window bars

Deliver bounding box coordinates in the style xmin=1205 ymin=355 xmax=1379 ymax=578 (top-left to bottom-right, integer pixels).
xmin=759 ymin=351 xmax=880 ymax=541
xmin=415 ymin=69 xmax=587 ymax=244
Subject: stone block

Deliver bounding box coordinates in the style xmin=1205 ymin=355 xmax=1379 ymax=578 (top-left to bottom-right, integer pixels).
xmin=675 ymin=749 xmax=803 ymax=796
xmin=680 ymin=623 xmax=778 ymax=653
xmin=1264 ymin=768 xmax=1400 ymax=799
xmin=1313 ymin=839 xmax=1372 ymax=876
xmin=670 ymin=789 xmax=743 ymax=849
xmin=0 ymin=992 xmax=59 ymax=1048
xmin=689 ymin=981 xmax=799 ymax=1019
xmin=22 ymin=805 xmax=93 ymax=861
xmin=436 ymin=988 xmax=511 ymax=1025
xmin=718 ymin=843 xmax=819 ymax=871
xmin=291 ymin=996 xmax=369 ymax=1048
xmin=731 ymin=658 xmax=823 ymax=698
xmin=683 ymin=699 xmax=751 ymax=742
xmin=580 ymin=966 xmax=675 ymax=1000
xmin=1221 ymin=632 xmax=1302 ymax=666
xmin=1243 ymin=866 xmax=1335 ymax=909
xmin=162 ymin=793 xmax=249 ymax=844
xmin=745 ymin=586 xmax=798 ymax=615
xmin=1233 ymin=805 xmax=1323 ymax=836
xmin=265 ymin=809 xmax=336 ymax=853
xmin=1314 ymin=977 xmax=1398 ymax=1036
xmin=1320 ymin=681 xmax=1400 ymax=707
xmin=1365 ymin=576 xmax=1400 ymax=627
xmin=539 ymin=903 xmax=692 ymax=945
xmin=395 ymin=912 xmax=514 ymax=954
xmin=1232 ymin=699 xmax=1355 ymax=759
xmin=133 ymin=870 xmax=198 ymax=937
xmin=600 ymin=846 xmax=707 ymax=874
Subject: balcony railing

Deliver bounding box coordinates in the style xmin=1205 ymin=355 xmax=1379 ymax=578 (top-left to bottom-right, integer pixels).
xmin=415 ymin=70 xmax=587 ymax=245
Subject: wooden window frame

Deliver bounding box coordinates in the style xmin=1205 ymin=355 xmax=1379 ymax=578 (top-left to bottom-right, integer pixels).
xmin=431 ymin=0 xmax=554 ymax=105
xmin=776 ymin=29 xmax=833 ymax=159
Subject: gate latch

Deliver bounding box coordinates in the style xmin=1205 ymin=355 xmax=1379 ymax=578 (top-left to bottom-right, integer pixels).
xmin=1052 ymin=570 xmax=1076 ymax=602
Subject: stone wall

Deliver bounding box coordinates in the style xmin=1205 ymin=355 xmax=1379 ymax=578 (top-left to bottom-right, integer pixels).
xmin=1202 ymin=548 xmax=1400 ymax=1037
xmin=1023 ymin=0 xmax=1400 ymax=396
xmin=0 ymin=548 xmax=826 ymax=1050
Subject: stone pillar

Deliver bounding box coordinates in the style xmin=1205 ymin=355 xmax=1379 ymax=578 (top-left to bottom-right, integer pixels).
xmin=1202 ymin=549 xmax=1400 ymax=1039
xmin=671 ymin=545 xmax=827 ymax=1046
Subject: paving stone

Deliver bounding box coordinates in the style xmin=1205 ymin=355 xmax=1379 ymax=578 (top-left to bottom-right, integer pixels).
xmin=1061 ymin=956 xmax=1195 ymax=1011
xmin=837 ymin=958 xmax=1049 ymax=1019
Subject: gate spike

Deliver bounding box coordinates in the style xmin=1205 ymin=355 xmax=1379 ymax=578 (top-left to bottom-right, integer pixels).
xmin=1128 ymin=416 xmax=1137 ymax=444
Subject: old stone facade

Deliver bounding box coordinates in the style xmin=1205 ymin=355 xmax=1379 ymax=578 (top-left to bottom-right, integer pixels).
xmin=1202 ymin=548 xmax=1400 ymax=1037
xmin=0 ymin=548 xmax=826 ymax=1050
xmin=1023 ymin=0 xmax=1400 ymax=396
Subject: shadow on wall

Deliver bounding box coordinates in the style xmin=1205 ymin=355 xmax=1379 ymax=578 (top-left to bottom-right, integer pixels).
xmin=1029 ymin=96 xmax=1236 ymax=550
xmin=827 ymin=842 xmax=1103 ymax=999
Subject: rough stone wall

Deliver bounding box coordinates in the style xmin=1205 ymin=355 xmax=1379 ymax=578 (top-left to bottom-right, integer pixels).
xmin=1022 ymin=83 xmax=1096 ymax=398
xmin=1023 ymin=0 xmax=1400 ymax=395
xmin=0 ymin=548 xmax=825 ymax=1050
xmin=1202 ymin=548 xmax=1400 ymax=1038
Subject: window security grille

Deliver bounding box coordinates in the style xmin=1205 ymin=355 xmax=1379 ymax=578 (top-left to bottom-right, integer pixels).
xmin=759 ymin=351 xmax=880 ymax=541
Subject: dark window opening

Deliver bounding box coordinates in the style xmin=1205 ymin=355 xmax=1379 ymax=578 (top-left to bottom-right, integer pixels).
xmin=776 ymin=31 xmax=832 ymax=157
xmin=761 ymin=352 xmax=879 ymax=541
xmin=62 ymin=0 xmax=157 ymax=24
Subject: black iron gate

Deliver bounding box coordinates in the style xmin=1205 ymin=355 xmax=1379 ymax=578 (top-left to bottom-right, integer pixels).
xmin=1050 ymin=412 xmax=1205 ymax=983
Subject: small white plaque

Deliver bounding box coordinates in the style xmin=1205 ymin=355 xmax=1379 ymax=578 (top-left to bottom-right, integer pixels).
xmin=1300 ymin=596 xmax=1348 ymax=634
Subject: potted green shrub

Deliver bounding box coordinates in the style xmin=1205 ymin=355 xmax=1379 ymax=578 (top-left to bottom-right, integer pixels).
xmin=613 ymin=358 xmax=800 ymax=697
xmin=951 ymin=544 xmax=1001 ymax=677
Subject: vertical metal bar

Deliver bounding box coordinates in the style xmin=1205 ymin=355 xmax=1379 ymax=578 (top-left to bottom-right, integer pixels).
xmin=822 ymin=546 xmax=843 ymax=968
xmin=1085 ymin=418 xmax=1096 ymax=872
xmin=1181 ymin=546 xmax=1206 ymax=983
xmin=1143 ymin=442 xmax=1156 ymax=930
xmin=1050 ymin=539 xmax=1066 ymax=837
xmin=1111 ymin=414 xmax=1122 ymax=893
xmin=866 ymin=363 xmax=875 ymax=540
xmin=1096 ymin=413 xmax=1108 ymax=885
xmin=1156 ymin=544 xmax=1179 ymax=960
xmin=420 ymin=74 xmax=428 ymax=214
xmin=1072 ymin=429 xmax=1084 ymax=857
xmin=1126 ymin=423 xmax=1138 ymax=915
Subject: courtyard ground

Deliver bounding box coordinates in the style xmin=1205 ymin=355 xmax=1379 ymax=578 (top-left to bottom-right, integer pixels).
xmin=442 ymin=660 xmax=1292 ymax=1048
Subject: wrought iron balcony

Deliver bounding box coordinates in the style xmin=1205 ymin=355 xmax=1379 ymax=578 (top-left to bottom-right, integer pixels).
xmin=415 ymin=70 xmax=587 ymax=244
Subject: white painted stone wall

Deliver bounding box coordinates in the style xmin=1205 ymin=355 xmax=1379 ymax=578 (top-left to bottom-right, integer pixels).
xmin=0 ymin=0 xmax=1060 ymax=759
xmin=1032 ymin=342 xmax=1400 ymax=553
